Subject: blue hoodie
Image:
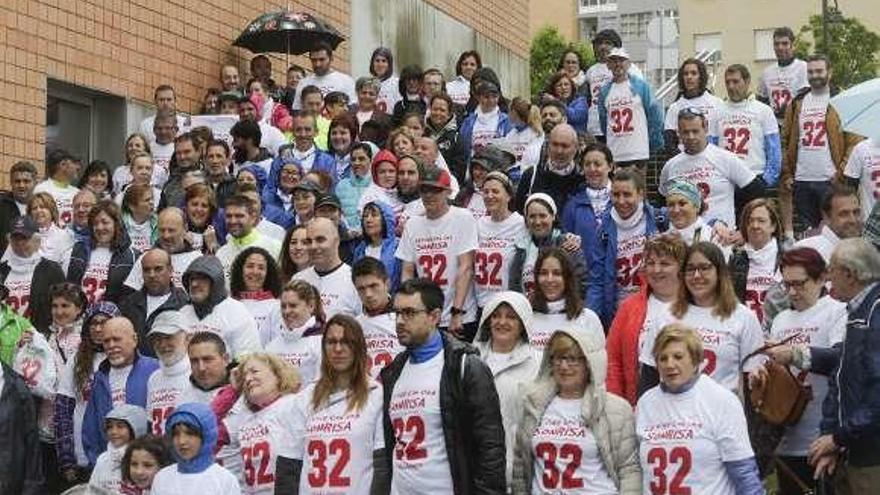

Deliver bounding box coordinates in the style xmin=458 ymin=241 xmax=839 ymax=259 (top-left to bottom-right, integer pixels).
xmin=165 ymin=402 xmax=218 ymax=474
xmin=352 ymin=201 xmax=401 ymax=293
xmin=263 ymin=144 xmax=336 ymax=210
xmin=587 ymin=202 xmax=667 ymax=327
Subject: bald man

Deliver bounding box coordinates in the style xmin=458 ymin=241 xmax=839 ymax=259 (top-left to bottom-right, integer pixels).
xmin=124 ymin=209 xmax=200 ymax=292
xmin=293 ymin=217 xmax=362 ymax=318
xmin=81 ymin=317 xmax=159 ymax=466
xmin=120 ymin=248 xmax=190 ymax=356
xmin=515 ymin=123 xmax=584 ymax=212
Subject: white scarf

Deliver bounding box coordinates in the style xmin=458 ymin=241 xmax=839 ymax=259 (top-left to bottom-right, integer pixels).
xmin=669 ymin=217 xmax=708 ymax=245
xmin=745 ymin=239 xmax=778 ymax=270
xmin=547 ymin=159 xmax=576 ymax=176
xmin=546 ymin=299 xmax=566 ymax=314
xmin=611 ymin=203 xmax=645 ymax=230
xmin=281 ymin=316 xmax=317 ymax=342
xmin=3 ymin=249 xmax=40 ymax=274
xmin=475 ymin=106 xmax=500 ymax=125
xmin=585 ymin=184 xmax=611 ymax=215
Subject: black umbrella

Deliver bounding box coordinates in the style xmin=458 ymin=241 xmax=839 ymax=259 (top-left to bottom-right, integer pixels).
xmin=233 ymin=10 xmax=344 ymax=55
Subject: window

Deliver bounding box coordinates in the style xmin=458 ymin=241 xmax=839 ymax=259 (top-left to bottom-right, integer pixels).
xmin=579 ymin=0 xmax=617 ymax=9
xmin=694 ymin=32 xmax=722 ymax=59
xmin=46 ymin=79 xmax=127 ymax=166
xmin=754 ymin=29 xmax=776 ymax=61
xmin=579 ymin=17 xmax=598 ymax=42
xmin=620 ymin=12 xmax=652 ymax=41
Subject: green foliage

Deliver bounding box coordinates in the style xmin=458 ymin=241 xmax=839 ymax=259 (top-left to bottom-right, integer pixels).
xmin=794 ymin=8 xmax=880 ymax=89
xmin=529 ymin=25 xmax=594 ymax=97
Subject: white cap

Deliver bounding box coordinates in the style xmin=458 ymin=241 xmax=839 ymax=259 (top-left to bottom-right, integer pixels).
xmin=608 ymin=47 xmax=630 ymax=60
xmin=148 ymin=310 xmax=186 ymax=337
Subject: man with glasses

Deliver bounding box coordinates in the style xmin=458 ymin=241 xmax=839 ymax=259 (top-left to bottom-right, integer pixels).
xmin=659 ymin=108 xmax=765 ymax=233
xmin=381 ymin=277 xmax=505 ymax=494
xmin=292 ymin=41 xmax=356 ymax=111
xmin=396 ymin=168 xmax=479 ymax=341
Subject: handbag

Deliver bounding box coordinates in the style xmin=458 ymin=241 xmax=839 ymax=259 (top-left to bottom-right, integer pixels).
xmin=743 ymin=335 xmax=812 ymax=426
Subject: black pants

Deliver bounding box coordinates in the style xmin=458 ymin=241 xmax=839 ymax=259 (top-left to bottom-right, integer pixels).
xmin=777 ymin=455 xmax=833 ymax=495
xmin=792 ymin=180 xmax=833 ymax=235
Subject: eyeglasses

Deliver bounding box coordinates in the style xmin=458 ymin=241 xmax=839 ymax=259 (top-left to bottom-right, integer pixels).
xmin=394 ymin=307 xmax=429 ymax=320
xmin=551 ymin=355 xmax=585 ymax=366
xmin=324 ymin=338 xmax=352 ymax=349
xmin=684 ymin=263 xmax=715 ymax=275
xmin=783 ymin=278 xmax=811 ymax=290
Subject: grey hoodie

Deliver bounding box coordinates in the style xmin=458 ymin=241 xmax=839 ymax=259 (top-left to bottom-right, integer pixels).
xmin=511 ymin=326 xmax=642 ymax=494
xmin=182 ymin=255 xmax=227 ymax=319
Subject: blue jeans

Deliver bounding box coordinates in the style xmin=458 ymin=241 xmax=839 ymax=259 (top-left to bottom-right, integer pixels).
xmin=793 ymin=180 xmax=832 ymax=235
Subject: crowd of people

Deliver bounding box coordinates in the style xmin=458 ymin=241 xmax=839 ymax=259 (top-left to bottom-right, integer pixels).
xmin=0 ymin=24 xmax=878 ymax=495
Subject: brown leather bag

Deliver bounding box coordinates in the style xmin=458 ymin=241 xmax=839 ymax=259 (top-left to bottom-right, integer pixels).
xmin=743 ymin=336 xmax=813 ymax=426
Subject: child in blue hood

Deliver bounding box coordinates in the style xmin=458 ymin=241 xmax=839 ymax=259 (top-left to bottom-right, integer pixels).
xmin=150 ymin=402 xmax=239 ymax=494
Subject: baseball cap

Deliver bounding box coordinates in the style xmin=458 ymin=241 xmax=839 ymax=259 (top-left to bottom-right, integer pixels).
xmin=148 ymin=310 xmax=186 ymax=337
xmin=607 ymin=47 xmax=630 ymax=60
xmin=315 ymin=193 xmax=342 ymax=211
xmin=479 ymin=82 xmax=500 ymax=96
xmin=292 ymin=180 xmax=321 ymax=195
xmin=419 ymin=167 xmax=452 ymax=191
xmin=10 ymin=216 xmax=38 ymax=237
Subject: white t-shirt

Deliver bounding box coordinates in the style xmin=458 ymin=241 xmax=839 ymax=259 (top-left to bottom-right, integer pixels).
xmin=34 ymin=180 xmax=79 ymax=227
xmin=258 ymin=122 xmax=288 ymax=156
xmin=280 ymin=384 xmax=385 ymax=495
xmin=178 ymin=298 xmax=262 ymax=359
xmin=446 ymin=76 xmax=471 ymax=107
xmin=636 ymin=375 xmax=755 ymax=495
xmin=475 ymin=213 xmax=527 ymax=307
xmin=531 ymin=396 xmax=618 ymax=494
xmin=470 ymin=108 xmax=502 ymax=157
xmin=293 ymin=263 xmax=363 ymax=319
xmin=216 ymin=232 xmax=282 ymax=275
xmin=3 ymin=261 xmax=33 ymax=316
xmin=613 ymin=212 xmax=647 ymax=303
xmin=257 ymin=218 xmax=287 ymax=242
xmin=124 ymin=249 xmax=200 ymax=290
xmin=146 ymin=293 xmax=171 ymax=319
xmin=712 ymin=98 xmax=780 ymax=175
xmin=793 ymin=225 xmax=840 ymax=262
xmin=108 ymin=364 xmax=133 ymax=407
xmin=758 ymin=59 xmax=809 ymax=115
xmin=36 ymin=224 xmax=75 ymax=265
xmin=126 ymin=217 xmax=154 ymax=253
xmin=586 ymin=63 xmax=613 ymax=137
xmin=665 ymin=92 xmax=725 ymax=135
xmin=378 ymin=76 xmax=401 ymax=114
xmin=742 ymin=242 xmax=782 ymax=325
xmin=146 ymin=357 xmax=191 ymax=436
xmin=112 ymin=163 xmax=169 ymax=195
xmin=659 ymin=144 xmax=757 ymax=227
xmin=844 ymin=138 xmax=880 ymax=221
xmin=795 ymin=91 xmax=835 ymax=181
xmin=641 ymin=295 xmax=673 ymax=357
xmin=530 ymin=308 xmax=605 ymax=356
xmin=293 ymin=70 xmax=357 ymax=110
xmin=604 ymin=80 xmax=650 ymax=161
xmin=356 ymin=312 xmax=404 ymax=379
xmin=640 ymin=304 xmax=764 ymax=392
xmin=239 ymin=297 xmax=279 ymax=347
xmin=151 ymin=463 xmax=241 ymax=495
xmin=771 ymin=296 xmax=847 ymax=456
xmin=396 ymin=207 xmax=478 ymax=326
xmin=388 ymin=350 xmax=454 ymax=494
xmin=226 ymin=393 xmax=298 ymax=494
xmin=264 ymin=319 xmax=323 ymax=385
xmin=57 ymin=353 xmax=104 ymax=466
xmin=81 ymin=247 xmax=113 ymax=305
xmin=150 ymin=142 xmax=175 ymax=184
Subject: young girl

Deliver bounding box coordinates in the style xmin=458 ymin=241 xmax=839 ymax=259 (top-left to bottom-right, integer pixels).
xmin=151 ymin=402 xmax=240 ymax=493
xmin=265 ymin=280 xmax=325 ymax=384
xmin=89 ymin=404 xmax=149 ymax=494
xmin=121 ymin=435 xmax=173 ymax=494
xmin=231 ymin=247 xmax=284 ymax=346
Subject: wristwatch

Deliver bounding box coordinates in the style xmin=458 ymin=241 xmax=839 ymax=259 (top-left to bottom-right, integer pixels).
xmin=450 ymin=306 xmax=465 ymax=316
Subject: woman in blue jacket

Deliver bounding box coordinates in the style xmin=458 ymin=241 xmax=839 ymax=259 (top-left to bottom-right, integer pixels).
xmin=562 ymin=142 xmax=615 ymax=267
xmin=588 ymin=169 xmax=667 ymax=327
xmin=542 ymin=71 xmax=589 ymax=135
xmin=351 ymin=200 xmax=401 ymax=292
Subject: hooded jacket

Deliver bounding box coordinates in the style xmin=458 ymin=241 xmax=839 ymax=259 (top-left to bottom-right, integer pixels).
xmin=0 ymin=255 xmax=65 ymax=336
xmin=66 ymin=231 xmax=139 ymax=304
xmin=380 ymin=332 xmax=507 ymax=494
xmin=82 ymin=352 xmax=159 ymax=466
xmin=0 ymin=191 xmax=22 ymax=254
xmin=89 ymin=404 xmax=149 ymax=493
xmin=336 ymin=169 xmax=373 ymax=231
xmin=475 ymin=291 xmax=539 ymax=487
xmin=0 ymin=362 xmax=44 ymax=495
xmin=587 ymin=202 xmax=667 ymax=327
xmin=427 ymin=116 xmax=467 ymax=184
xmin=178 ymin=255 xmax=261 ymax=359
xmin=460 ymin=110 xmax=512 ymax=166
xmin=352 ymin=200 xmax=402 ymax=293
xmin=561 ymin=186 xmax=612 ymax=278
xmin=118 ymin=284 xmax=190 ymax=357
xmin=166 ymin=402 xmax=218 ymax=473
xmin=508 ymin=227 xmax=589 ymax=302
xmin=511 ymin=327 xmax=641 ymax=494
xmin=264 ymin=143 xmax=336 ymax=206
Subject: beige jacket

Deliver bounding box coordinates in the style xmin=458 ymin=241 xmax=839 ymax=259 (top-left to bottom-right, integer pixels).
xmin=510 ymin=326 xmax=641 ymax=494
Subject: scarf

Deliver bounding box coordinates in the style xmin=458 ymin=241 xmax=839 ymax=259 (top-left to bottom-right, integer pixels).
xmin=547 ymin=159 xmax=575 ymax=176
xmin=410 ymin=330 xmax=443 ymax=364
xmin=237 ymin=290 xmax=276 ymax=301
xmin=745 ymin=239 xmax=778 ymax=270
xmin=281 ymin=316 xmax=317 ymax=341
xmin=670 ymin=217 xmax=707 ymax=245
xmin=4 ymin=249 xmax=40 ymax=273
xmin=546 ymin=299 xmax=567 ymax=314
xmin=585 ymin=184 xmax=611 ymax=216
xmin=475 ymin=106 xmax=500 ymax=126
xmin=611 ymin=202 xmax=645 ymax=230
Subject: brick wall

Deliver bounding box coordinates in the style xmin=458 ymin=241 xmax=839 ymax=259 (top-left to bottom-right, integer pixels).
xmin=0 ymin=0 xmax=530 ymax=185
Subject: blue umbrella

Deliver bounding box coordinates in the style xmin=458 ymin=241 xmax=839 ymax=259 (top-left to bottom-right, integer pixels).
xmin=830 ymin=78 xmax=880 ymax=141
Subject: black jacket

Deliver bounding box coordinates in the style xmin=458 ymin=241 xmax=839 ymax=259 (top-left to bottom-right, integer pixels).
xmin=0 ymin=191 xmax=22 ymax=255
xmin=0 ymin=257 xmax=65 ymax=336
xmin=426 ymin=117 xmax=467 ymax=184
xmin=514 ymin=159 xmax=584 ymax=214
xmin=0 ymin=363 xmax=44 ymax=495
xmin=66 ymin=236 xmax=139 ymax=305
xmin=118 ymin=287 xmax=190 ymax=357
xmin=380 ymin=332 xmax=506 ymax=495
